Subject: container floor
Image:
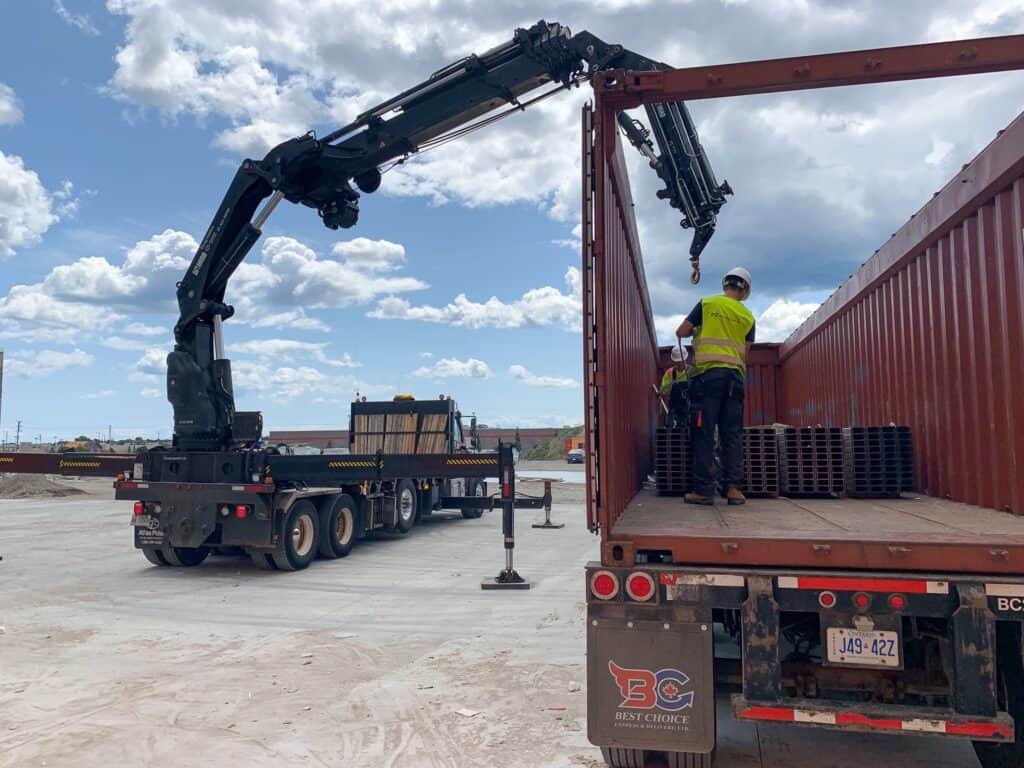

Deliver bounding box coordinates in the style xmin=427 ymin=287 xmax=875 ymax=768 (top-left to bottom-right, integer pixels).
xmin=611 ymin=487 xmax=1024 ymax=574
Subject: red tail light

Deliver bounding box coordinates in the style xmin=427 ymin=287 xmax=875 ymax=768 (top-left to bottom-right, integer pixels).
xmin=625 ymin=572 xmax=655 ymax=601
xmin=590 ymin=570 xmax=619 ymax=600
xmin=235 ymin=505 xmax=249 ymax=519
xmin=853 ymin=592 xmax=871 ymax=609
xmin=133 ymin=501 xmax=145 ymax=516
xmin=889 ymin=594 xmax=906 ymax=611
xmin=818 ymin=590 xmax=837 ymax=608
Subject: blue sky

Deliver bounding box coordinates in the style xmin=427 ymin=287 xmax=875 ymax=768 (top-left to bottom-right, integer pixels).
xmin=1 ymin=1 xmax=1022 ymax=442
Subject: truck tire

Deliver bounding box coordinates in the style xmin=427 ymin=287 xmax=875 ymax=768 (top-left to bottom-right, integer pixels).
xmin=249 ymin=550 xmax=277 ymax=570
xmin=393 ymin=480 xmax=417 ymax=534
xmin=271 ymin=500 xmax=319 ymax=571
xmin=973 ymin=624 xmax=1024 ymax=768
xmin=461 ymin=480 xmax=485 ymax=519
xmin=319 ymin=494 xmax=358 ymax=559
xmin=160 ymin=546 xmax=209 ymax=567
xmin=667 ymin=751 xmax=712 ymax=768
xmin=601 ymin=747 xmax=645 ymax=768
xmin=141 ymin=547 xmax=168 ymax=566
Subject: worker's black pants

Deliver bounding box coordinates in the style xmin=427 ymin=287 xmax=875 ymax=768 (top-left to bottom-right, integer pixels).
xmin=690 ymin=368 xmax=745 ymax=497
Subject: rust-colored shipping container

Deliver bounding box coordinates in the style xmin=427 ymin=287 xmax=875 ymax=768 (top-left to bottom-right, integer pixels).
xmin=583 ymin=35 xmax=1024 ymax=768
xmin=780 ymin=113 xmax=1024 ymax=515
xmin=585 ymin=94 xmax=1024 ymax=574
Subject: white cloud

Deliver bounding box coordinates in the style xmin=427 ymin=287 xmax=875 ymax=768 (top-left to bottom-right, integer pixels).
xmin=0 ymin=229 xmax=421 ymax=340
xmin=756 ymin=299 xmax=820 ymax=342
xmin=413 ymin=357 xmax=492 ymax=379
xmin=231 ymin=236 xmax=427 ymax=321
xmin=5 ymin=348 xmax=93 ymax=377
xmin=231 ymin=338 xmax=359 ymax=368
xmin=231 ymin=359 xmax=385 ymax=402
xmin=81 ymin=389 xmax=115 ymax=400
xmin=245 ymin=309 xmax=330 ymax=332
xmin=0 ymin=83 xmax=23 ymax=125
xmin=54 ymin=1 xmax=100 ymax=36
xmin=369 ymin=266 xmax=582 ymax=331
xmin=508 ymin=364 xmax=578 ymax=389
xmin=654 ymin=314 xmax=686 ymax=345
xmin=140 ymin=387 xmax=162 ymax=398
xmin=331 ymin=238 xmax=406 ymax=272
xmin=131 ymin=346 xmax=169 ymax=383
xmin=0 ymin=151 xmax=60 ymax=258
xmin=123 ymin=322 xmax=166 ymax=337
xmin=925 ymin=138 xmax=953 ymax=166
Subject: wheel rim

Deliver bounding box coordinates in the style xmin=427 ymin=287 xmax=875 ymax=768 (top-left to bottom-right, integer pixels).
xmin=399 ymin=488 xmax=414 ymax=522
xmin=336 ymin=508 xmax=353 ymax=544
xmin=291 ymin=513 xmax=315 ymax=557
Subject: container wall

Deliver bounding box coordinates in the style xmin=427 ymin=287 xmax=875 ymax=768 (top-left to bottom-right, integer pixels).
xmin=658 ymin=343 xmax=782 ymax=425
xmin=586 ymin=105 xmax=661 ymax=534
xmin=780 ymin=114 xmax=1024 ymax=513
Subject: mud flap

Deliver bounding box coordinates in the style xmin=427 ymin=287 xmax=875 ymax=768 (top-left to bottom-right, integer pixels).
xmin=587 ymin=611 xmax=715 ymax=754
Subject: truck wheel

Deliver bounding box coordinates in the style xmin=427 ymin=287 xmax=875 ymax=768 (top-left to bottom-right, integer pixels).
xmin=393 ymin=480 xmax=417 ymax=534
xmin=319 ymin=494 xmax=357 ymax=559
xmin=141 ymin=547 xmax=168 ymax=566
xmin=974 ymin=624 xmax=1024 ymax=768
xmin=601 ymin=747 xmax=645 ymax=768
xmin=461 ymin=480 xmax=485 ymax=519
xmin=271 ymin=501 xmax=319 ymax=571
xmin=160 ymin=546 xmax=209 ymax=567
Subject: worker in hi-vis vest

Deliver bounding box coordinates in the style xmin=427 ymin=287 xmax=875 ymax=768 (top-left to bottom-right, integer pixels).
xmin=675 ymin=267 xmax=755 ymax=505
xmin=660 ymin=344 xmax=693 ymax=429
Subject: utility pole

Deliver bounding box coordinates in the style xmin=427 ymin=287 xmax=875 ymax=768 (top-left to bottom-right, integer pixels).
xmin=15 ymin=420 xmax=21 ymax=452
xmin=108 ymin=424 xmax=112 ymax=443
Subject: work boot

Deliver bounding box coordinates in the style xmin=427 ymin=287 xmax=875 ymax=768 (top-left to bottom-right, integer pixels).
xmin=684 ymin=492 xmax=714 ymax=506
xmin=726 ymin=486 xmax=746 ymax=506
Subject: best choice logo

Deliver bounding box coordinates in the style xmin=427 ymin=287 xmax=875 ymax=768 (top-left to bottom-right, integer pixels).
xmin=608 ymin=661 xmax=694 ymax=711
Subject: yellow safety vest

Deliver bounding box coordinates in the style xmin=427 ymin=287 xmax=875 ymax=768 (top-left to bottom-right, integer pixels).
xmin=660 ymin=367 xmax=687 ymax=395
xmin=693 ymin=295 xmax=754 ymax=376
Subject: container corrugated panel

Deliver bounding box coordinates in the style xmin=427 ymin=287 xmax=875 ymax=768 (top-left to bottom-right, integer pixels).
xmin=585 ymin=105 xmax=660 ymax=534
xmin=780 ymin=113 xmax=1024 ymax=514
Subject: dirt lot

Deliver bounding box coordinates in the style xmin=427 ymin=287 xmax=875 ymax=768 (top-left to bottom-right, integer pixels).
xmin=0 ymin=469 xmax=982 ymax=767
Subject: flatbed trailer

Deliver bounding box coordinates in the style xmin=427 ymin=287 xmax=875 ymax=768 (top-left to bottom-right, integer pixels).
xmin=580 ymin=35 xmax=1024 ymax=768
xmin=609 ymin=489 xmax=1024 ymax=574
xmin=0 ymin=444 xmax=549 ymax=575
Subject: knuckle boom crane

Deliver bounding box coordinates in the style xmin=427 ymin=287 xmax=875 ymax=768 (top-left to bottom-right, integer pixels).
xmin=170 ymin=19 xmax=731 ymax=451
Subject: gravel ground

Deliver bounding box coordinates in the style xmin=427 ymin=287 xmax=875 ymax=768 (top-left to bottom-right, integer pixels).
xmin=0 ymin=474 xmax=980 ymax=767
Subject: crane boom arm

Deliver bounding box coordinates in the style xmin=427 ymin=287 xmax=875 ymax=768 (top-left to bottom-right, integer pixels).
xmin=169 ymin=20 xmax=732 ymax=450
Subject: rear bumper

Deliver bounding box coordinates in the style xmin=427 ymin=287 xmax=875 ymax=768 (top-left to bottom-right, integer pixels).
xmin=733 ymin=695 xmax=1015 ymax=742
xmin=116 ymin=480 xmax=274 ymax=549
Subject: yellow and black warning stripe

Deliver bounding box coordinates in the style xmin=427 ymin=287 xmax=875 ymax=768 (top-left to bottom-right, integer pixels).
xmin=446 ymin=457 xmax=499 ymax=466
xmin=327 ymin=460 xmax=378 ymax=469
xmin=0 ymin=457 xmax=13 ymax=464
xmin=59 ymin=460 xmax=102 ymax=469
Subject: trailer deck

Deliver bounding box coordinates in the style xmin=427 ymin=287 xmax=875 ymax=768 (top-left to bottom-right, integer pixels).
xmin=608 ymin=487 xmax=1024 ymax=574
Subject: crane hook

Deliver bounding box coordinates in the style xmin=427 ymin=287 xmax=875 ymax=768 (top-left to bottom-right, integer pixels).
xmin=690 ymin=261 xmax=701 ymax=285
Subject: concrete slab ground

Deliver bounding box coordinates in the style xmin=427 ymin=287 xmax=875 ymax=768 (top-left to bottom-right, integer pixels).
xmin=0 ymin=471 xmax=982 ymax=767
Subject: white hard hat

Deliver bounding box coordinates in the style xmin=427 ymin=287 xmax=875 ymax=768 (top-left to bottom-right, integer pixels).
xmin=670 ymin=346 xmax=684 ymax=363
xmin=723 ymin=266 xmax=752 ymax=292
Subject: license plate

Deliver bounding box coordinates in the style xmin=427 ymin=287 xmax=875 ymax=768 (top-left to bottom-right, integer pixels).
xmin=826 ymin=628 xmax=900 ymax=667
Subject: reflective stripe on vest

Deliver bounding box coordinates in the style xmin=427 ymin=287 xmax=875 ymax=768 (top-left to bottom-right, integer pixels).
xmin=693 ymin=295 xmax=754 ymax=375
xmin=661 ymin=368 xmax=687 ymax=394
